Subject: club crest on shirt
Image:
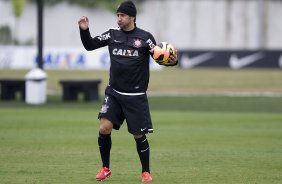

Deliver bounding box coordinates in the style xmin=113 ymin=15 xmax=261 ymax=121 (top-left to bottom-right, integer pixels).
xmin=133 ymin=39 xmax=142 ymax=48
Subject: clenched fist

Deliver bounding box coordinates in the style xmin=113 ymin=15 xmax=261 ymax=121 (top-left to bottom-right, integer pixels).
xmin=78 ymin=16 xmax=89 ymax=30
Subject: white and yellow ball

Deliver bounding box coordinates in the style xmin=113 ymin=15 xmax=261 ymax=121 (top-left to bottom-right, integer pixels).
xmin=152 ymin=42 xmax=176 ymax=63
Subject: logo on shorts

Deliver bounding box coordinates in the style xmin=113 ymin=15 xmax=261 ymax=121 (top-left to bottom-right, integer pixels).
xmin=105 ymin=96 xmax=109 ymax=103
xmin=100 ymin=105 xmax=109 ymax=113
xmin=141 ymin=128 xmax=147 ymax=132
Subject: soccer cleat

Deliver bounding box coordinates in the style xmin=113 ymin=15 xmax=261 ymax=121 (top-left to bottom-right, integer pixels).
xmin=96 ymin=167 xmax=112 ymax=181
xmin=142 ymin=172 xmax=153 ymax=183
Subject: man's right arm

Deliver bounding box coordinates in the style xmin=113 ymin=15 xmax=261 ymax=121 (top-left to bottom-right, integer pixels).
xmin=78 ymin=16 xmax=110 ymax=51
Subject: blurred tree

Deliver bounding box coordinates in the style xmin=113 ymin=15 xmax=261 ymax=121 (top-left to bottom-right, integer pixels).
xmin=12 ymin=0 xmax=26 ymax=45
xmin=27 ymin=0 xmax=145 ymax=12
xmin=0 ymin=26 xmax=12 ymax=44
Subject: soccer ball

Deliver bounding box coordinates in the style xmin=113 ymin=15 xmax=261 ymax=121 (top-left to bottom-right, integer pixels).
xmin=152 ymin=42 xmax=175 ymax=63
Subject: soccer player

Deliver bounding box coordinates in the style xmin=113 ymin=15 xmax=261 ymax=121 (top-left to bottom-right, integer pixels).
xmin=78 ymin=0 xmax=177 ymax=182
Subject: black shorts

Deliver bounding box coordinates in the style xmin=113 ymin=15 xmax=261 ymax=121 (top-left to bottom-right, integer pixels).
xmin=98 ymin=86 xmax=153 ymax=135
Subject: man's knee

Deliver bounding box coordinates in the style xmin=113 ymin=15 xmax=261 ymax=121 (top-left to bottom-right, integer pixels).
xmin=99 ymin=118 xmax=113 ymax=134
xmin=133 ymin=134 xmax=144 ymax=139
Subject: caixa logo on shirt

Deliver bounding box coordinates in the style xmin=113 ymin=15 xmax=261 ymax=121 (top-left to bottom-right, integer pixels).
xmin=112 ymin=48 xmax=139 ymax=56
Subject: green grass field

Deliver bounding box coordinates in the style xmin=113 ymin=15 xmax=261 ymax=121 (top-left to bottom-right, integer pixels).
xmin=0 ymin=68 xmax=282 ymax=183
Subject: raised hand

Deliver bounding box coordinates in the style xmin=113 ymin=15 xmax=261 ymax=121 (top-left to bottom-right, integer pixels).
xmin=78 ymin=16 xmax=89 ymax=30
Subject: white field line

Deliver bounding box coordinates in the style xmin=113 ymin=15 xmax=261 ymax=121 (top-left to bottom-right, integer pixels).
xmin=47 ymin=90 xmax=282 ymax=97
xmin=147 ymin=91 xmax=282 ymax=97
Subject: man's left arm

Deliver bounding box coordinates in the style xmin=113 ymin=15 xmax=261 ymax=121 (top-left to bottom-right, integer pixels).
xmin=147 ymin=33 xmax=178 ymax=67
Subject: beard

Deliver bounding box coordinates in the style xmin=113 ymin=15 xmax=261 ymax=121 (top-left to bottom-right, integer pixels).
xmin=117 ymin=20 xmax=133 ymax=30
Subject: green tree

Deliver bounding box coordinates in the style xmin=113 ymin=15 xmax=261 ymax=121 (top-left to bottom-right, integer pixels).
xmin=12 ymin=0 xmax=27 ymax=44
xmin=27 ymin=0 xmax=145 ymax=12
xmin=0 ymin=26 xmax=12 ymax=44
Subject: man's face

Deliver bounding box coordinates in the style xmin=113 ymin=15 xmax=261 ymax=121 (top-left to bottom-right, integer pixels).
xmin=116 ymin=12 xmax=135 ymax=30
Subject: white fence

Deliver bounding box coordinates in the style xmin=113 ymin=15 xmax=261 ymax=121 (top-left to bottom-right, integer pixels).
xmin=0 ymin=0 xmax=282 ymax=49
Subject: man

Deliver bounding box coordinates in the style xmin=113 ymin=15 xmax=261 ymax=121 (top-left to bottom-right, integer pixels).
xmin=78 ymin=0 xmax=177 ymax=182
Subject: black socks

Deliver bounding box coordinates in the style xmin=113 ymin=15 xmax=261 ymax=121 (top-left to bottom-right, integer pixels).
xmin=98 ymin=133 xmax=150 ymax=173
xmin=135 ymin=135 xmax=150 ymax=173
xmin=98 ymin=132 xmax=112 ymax=168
